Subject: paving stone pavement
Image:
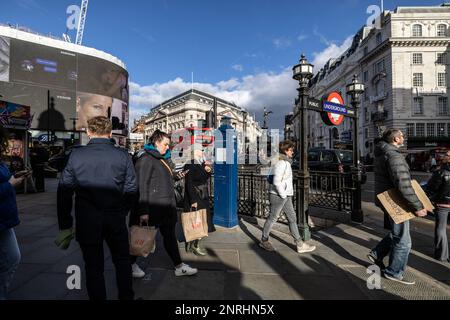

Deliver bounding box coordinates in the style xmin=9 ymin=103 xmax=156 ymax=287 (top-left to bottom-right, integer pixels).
xmin=7 ymin=178 xmax=450 ymax=300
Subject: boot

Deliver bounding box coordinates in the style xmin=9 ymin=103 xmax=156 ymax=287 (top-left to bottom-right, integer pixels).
xmin=192 ymin=239 xmax=207 ymax=256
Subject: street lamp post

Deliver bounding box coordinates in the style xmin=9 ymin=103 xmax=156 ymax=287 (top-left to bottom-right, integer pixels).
xmin=293 ymin=54 xmax=314 ymax=241
xmin=346 ymin=74 xmax=365 ymax=223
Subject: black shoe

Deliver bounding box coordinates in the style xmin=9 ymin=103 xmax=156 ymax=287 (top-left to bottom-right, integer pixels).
xmin=367 ymin=253 xmax=386 ymax=270
xmin=383 ymin=273 xmax=415 ymax=285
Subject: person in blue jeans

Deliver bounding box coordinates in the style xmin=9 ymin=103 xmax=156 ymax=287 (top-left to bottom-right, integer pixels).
xmin=0 ymin=126 xmax=27 ymax=300
xmin=369 ymin=129 xmax=428 ymax=285
xmin=426 ymin=150 xmax=450 ymax=262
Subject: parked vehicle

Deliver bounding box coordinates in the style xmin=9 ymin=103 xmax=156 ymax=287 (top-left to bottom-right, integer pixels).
xmin=293 ymin=148 xmax=367 ymax=189
xmin=405 ymin=147 xmax=449 ymax=172
xmin=48 ymin=147 xmax=74 ymax=172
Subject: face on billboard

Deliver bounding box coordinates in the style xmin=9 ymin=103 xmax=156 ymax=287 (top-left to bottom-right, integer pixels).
xmin=76 ymin=92 xmax=113 ymax=130
xmin=0 ymin=36 xmax=9 ymax=82
xmin=78 ymin=55 xmax=129 ymax=101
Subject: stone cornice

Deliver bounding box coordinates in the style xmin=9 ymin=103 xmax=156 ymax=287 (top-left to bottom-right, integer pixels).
xmin=390 ymin=38 xmax=450 ymax=47
xmin=360 ymin=37 xmax=450 ymax=65
xmin=359 ymin=40 xmax=390 ymax=64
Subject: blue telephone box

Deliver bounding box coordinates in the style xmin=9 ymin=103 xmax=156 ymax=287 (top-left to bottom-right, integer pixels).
xmin=213 ymin=118 xmax=238 ymax=228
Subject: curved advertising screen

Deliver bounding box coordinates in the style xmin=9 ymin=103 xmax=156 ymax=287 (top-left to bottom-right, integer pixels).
xmin=0 ymin=36 xmax=129 ymax=136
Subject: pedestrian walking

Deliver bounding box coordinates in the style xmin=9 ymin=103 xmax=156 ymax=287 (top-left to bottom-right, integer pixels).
xmin=129 ymin=130 xmax=197 ymax=278
xmin=57 ymin=116 xmax=138 ymax=300
xmin=0 ymin=125 xmax=28 ymax=300
xmin=29 ymin=141 xmax=49 ymax=192
xmin=183 ymin=144 xmax=214 ymax=256
xmin=368 ymin=128 xmax=428 ymax=285
xmin=426 ymin=150 xmax=450 ymax=262
xmin=260 ymin=140 xmax=316 ymax=254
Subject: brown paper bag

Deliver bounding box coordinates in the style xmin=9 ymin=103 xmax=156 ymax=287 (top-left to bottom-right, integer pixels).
xmin=129 ymin=224 xmax=158 ymax=258
xmin=181 ymin=208 xmax=208 ymax=242
xmin=377 ymin=180 xmax=435 ymax=225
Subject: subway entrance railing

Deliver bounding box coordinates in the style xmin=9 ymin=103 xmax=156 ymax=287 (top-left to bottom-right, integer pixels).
xmin=207 ymin=168 xmax=354 ymax=224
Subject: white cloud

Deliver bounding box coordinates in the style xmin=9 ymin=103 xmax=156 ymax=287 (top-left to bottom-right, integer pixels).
xmin=232 ymin=64 xmax=244 ymax=72
xmin=129 ymin=69 xmax=298 ymax=129
xmin=312 ymin=35 xmax=353 ymax=71
xmin=273 ymin=37 xmax=292 ymax=49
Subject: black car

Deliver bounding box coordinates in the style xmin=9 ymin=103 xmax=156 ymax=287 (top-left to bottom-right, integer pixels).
xmin=293 ymin=149 xmax=367 ymax=188
xmin=48 ymin=147 xmax=75 ymax=172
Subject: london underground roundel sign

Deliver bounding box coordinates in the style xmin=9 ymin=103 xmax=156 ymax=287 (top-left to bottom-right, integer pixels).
xmin=323 ymin=92 xmax=345 ymax=126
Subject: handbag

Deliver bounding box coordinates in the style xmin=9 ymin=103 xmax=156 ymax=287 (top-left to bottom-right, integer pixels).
xmin=181 ymin=208 xmax=208 ymax=242
xmin=194 ymin=184 xmax=209 ymax=200
xmin=129 ymin=223 xmax=158 ymax=258
xmin=174 ymin=182 xmax=184 ymax=207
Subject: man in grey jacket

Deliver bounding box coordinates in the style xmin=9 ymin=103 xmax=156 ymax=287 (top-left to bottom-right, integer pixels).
xmin=369 ymin=129 xmax=427 ymax=285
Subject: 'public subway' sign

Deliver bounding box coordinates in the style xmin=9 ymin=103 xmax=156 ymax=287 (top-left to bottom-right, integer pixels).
xmin=321 ymin=92 xmax=346 ymax=126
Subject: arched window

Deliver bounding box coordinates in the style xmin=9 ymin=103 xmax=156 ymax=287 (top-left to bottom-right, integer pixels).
xmin=412 ymin=24 xmax=422 ymax=37
xmin=437 ymin=24 xmax=447 ymax=37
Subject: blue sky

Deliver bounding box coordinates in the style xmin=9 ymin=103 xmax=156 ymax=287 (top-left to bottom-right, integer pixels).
xmin=0 ymin=0 xmax=439 ymax=128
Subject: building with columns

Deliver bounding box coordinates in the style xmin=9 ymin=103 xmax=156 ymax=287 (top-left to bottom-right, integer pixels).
xmin=294 ymin=3 xmax=450 ymax=157
xmin=143 ymin=89 xmax=262 ymax=147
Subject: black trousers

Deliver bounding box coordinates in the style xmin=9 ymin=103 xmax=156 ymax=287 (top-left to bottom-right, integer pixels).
xmin=79 ymin=216 xmax=134 ymax=300
xmin=32 ymin=164 xmax=45 ymax=192
xmin=131 ymin=223 xmax=182 ymax=267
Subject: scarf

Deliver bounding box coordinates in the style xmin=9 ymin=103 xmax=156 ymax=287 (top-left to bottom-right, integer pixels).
xmin=144 ymin=143 xmax=171 ymax=160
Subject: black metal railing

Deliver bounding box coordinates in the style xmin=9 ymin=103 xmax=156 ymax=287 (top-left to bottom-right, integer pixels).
xmin=208 ymin=169 xmax=354 ymax=223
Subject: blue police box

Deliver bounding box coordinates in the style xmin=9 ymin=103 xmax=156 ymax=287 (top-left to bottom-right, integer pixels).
xmin=213 ymin=117 xmax=239 ymax=228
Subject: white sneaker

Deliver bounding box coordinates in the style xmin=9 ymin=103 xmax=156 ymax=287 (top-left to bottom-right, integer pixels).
xmin=132 ymin=263 xmax=145 ymax=278
xmin=175 ymin=263 xmax=198 ymax=277
xmin=297 ymin=242 xmax=316 ymax=254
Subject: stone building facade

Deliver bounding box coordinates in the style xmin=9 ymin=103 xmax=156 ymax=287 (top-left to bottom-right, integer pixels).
xmin=294 ymin=3 xmax=450 ymax=157
xmin=143 ymin=89 xmax=262 ymax=147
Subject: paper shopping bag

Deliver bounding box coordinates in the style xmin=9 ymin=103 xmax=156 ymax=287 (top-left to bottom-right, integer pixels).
xmin=181 ymin=208 xmax=208 ymax=242
xmin=129 ymin=224 xmax=158 ymax=258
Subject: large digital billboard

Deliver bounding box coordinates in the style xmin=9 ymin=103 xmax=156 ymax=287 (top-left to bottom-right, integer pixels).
xmin=0 ymin=35 xmax=129 ymax=136
xmin=0 ymin=36 xmax=9 ymax=82
xmin=10 ymin=38 xmax=77 ymax=91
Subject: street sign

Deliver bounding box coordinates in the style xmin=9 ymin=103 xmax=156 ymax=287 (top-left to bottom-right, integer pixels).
xmin=322 ymin=92 xmax=346 ymax=126
xmin=323 ymin=101 xmax=348 ymax=115
xmin=307 ymin=98 xmax=322 ymax=112
xmin=38 ymin=134 xmax=57 ymax=143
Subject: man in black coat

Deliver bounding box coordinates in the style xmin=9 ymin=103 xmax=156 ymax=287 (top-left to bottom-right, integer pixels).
xmin=369 ymin=128 xmax=427 ymax=285
xmin=57 ymin=116 xmax=137 ymax=300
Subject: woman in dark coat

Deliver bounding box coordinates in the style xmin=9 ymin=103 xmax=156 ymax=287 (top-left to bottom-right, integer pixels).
xmin=129 ymin=130 xmax=198 ymax=278
xmin=426 ymin=150 xmax=450 ymax=262
xmin=183 ymin=145 xmax=214 ymax=256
